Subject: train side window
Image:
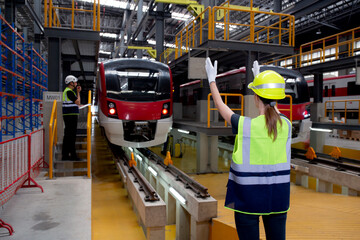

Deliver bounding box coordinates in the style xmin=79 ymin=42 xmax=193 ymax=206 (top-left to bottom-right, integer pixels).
xmin=347 ymin=81 xmax=360 ymax=95
xmin=331 ymin=85 xmax=335 ymax=96
xmin=324 ymin=86 xmax=328 ymax=97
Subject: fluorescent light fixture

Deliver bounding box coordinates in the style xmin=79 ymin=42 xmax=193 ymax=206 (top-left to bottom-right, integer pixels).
xmin=136 ymin=155 xmax=142 ymax=161
xmin=99 ymin=50 xmax=111 ymax=55
xmin=178 ymin=129 xmax=189 ymax=134
xmin=309 ymin=127 xmax=332 ymax=133
xmin=78 ymin=0 xmax=138 ymax=11
xmin=171 ymin=12 xmax=192 ymax=22
xmin=169 ymin=187 xmax=186 ymax=205
xmin=100 ymin=32 xmax=118 ymax=39
xmin=128 ymin=147 xmax=133 ymax=152
xmin=148 ymin=166 xmax=158 ymax=176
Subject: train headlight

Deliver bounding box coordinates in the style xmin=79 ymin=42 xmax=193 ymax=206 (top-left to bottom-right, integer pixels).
xmin=303 ymin=105 xmax=311 ymax=119
xmin=109 ymin=108 xmax=116 ymax=115
xmin=161 ymin=102 xmax=170 ymax=118
xmin=108 ymin=101 xmax=117 ymax=118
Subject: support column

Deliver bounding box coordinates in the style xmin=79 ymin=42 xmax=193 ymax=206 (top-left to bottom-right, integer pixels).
xmin=146 ymin=226 xmax=165 ymax=240
xmin=176 ymin=202 xmax=190 ymax=240
xmin=48 ymin=37 xmax=62 ymax=91
xmin=243 ymin=51 xmax=258 ymax=118
xmin=136 ymin=0 xmax=144 ymax=58
xmin=313 ymin=73 xmax=323 ymax=105
xmin=155 ymin=3 xmax=165 ymax=61
xmin=196 ymin=133 xmax=218 ymax=173
xmin=318 ymin=179 xmax=332 ymax=193
xmin=348 ymin=188 xmax=359 ymax=196
xmin=166 ymin=190 xmax=176 ymax=224
xmin=190 ymin=216 xmax=210 ymax=240
xmin=295 ymin=173 xmax=308 ymax=188
xmin=33 ymin=0 xmax=42 ymax=53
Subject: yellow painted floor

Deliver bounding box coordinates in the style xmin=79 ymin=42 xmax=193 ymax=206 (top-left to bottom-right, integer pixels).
xmin=91 ymin=123 xmax=177 ymax=240
xmin=91 ymin=122 xmax=146 ymax=240
xmin=192 ymin=173 xmax=360 ymax=240
xmin=91 ymin=123 xmax=360 ymax=239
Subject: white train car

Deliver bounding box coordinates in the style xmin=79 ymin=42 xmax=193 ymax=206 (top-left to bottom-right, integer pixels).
xmin=307 ymin=74 xmax=360 ymax=121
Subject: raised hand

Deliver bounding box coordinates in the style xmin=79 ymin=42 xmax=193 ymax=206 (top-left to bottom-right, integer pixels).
xmin=205 ymin=57 xmax=218 ymax=84
xmin=252 ymin=60 xmax=260 ymax=77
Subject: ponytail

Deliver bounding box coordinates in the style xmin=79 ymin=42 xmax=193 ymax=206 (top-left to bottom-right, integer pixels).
xmin=259 ymin=96 xmax=282 ymax=141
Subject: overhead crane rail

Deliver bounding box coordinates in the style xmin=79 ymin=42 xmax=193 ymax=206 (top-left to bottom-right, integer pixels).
xmin=137 ymin=148 xmax=210 ymax=199
xmin=292 ymin=148 xmax=360 ymax=175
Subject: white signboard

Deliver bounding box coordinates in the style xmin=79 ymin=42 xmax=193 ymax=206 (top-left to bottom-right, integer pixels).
xmin=43 ymin=92 xmax=62 ymax=102
xmin=188 ymin=57 xmax=207 ymax=79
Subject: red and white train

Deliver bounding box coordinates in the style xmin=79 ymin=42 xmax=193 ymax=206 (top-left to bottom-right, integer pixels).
xmin=307 ymin=74 xmax=360 ymax=120
xmin=97 ymin=58 xmax=173 ymax=148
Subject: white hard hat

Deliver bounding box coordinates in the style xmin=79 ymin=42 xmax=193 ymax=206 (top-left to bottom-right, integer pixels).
xmin=65 ymin=75 xmax=78 ymax=84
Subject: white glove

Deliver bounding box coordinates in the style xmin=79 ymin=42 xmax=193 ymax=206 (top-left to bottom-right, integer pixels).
xmin=205 ymin=57 xmax=218 ymax=84
xmin=252 ymin=60 xmax=260 ymax=77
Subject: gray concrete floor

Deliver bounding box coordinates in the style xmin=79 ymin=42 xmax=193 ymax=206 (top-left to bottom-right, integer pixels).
xmin=0 ymin=173 xmax=91 ymax=240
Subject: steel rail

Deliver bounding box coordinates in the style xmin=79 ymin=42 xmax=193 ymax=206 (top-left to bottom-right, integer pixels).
xmin=137 ymin=148 xmax=210 ymax=198
xmin=110 ymin=144 xmax=159 ymax=202
xmin=291 ymin=148 xmax=360 ymax=174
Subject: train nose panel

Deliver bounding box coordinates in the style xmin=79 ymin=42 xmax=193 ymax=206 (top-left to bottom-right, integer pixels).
xmin=123 ymin=121 xmax=157 ymax=142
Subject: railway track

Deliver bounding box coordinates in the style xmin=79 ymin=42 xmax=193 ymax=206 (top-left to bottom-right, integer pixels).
xmin=109 ymin=144 xmax=160 ymax=202
xmin=108 ymin=142 xmax=210 ymax=202
xmin=292 ymin=148 xmax=360 ymax=175
xmin=137 ymin=148 xmax=210 ymax=199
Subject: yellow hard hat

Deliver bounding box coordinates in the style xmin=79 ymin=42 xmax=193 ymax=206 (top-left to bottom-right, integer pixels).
xmin=248 ymin=70 xmax=285 ymax=100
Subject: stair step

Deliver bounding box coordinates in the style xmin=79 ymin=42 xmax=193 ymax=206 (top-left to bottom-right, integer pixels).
xmin=53 ymin=168 xmax=88 ymax=173
xmin=54 ymin=159 xmax=87 ymax=163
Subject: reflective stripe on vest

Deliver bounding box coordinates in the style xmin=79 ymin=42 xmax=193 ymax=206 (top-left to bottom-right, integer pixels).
xmin=225 ymin=115 xmax=292 ymax=215
xmin=63 ymin=87 xmax=79 ymax=115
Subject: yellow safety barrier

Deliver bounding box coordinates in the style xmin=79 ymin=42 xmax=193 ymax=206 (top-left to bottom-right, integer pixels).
xmin=174 ymin=7 xmax=212 ymax=59
xmin=207 ymin=93 xmax=244 ymax=128
xmin=159 ymin=48 xmax=175 ymax=63
xmin=163 ymin=5 xmax=295 ymax=64
xmin=266 ymin=26 xmax=360 ymax=68
xmin=49 ymin=100 xmax=57 ymax=179
xmin=299 ymin=27 xmax=360 ymax=67
xmin=87 ymin=90 xmax=92 ymax=178
xmin=325 ymin=99 xmax=360 ymax=124
xmin=277 ymin=95 xmax=293 ymax=122
xmin=44 ymin=0 xmax=100 ymax=31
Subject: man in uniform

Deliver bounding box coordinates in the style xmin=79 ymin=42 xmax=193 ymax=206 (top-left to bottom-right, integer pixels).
xmin=62 ymin=75 xmax=81 ymax=160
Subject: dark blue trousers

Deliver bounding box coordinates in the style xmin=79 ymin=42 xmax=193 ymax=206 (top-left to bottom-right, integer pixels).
xmin=234 ymin=212 xmax=287 ymax=240
xmin=62 ymin=115 xmax=78 ymax=160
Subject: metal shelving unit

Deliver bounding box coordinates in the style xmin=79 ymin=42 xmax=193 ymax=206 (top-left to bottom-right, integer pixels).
xmin=0 ymin=12 xmax=48 ymax=142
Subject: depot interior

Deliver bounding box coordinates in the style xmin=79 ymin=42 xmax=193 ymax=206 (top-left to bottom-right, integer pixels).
xmin=0 ymin=0 xmax=360 ymax=240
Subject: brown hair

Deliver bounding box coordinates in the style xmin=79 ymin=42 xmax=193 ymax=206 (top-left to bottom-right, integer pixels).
xmin=259 ymin=96 xmax=282 ymax=141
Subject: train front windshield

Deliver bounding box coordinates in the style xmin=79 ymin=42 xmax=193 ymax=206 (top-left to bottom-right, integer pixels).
xmin=105 ymin=68 xmax=171 ymax=101
xmin=279 ymin=75 xmax=310 ymax=104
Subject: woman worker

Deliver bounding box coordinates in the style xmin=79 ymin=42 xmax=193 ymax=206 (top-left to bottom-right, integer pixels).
xmin=205 ymin=58 xmax=291 ymax=240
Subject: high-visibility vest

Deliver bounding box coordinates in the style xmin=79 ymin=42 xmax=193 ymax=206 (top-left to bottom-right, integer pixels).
xmin=225 ymin=115 xmax=291 ymax=215
xmin=62 ymin=87 xmax=79 ymax=115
